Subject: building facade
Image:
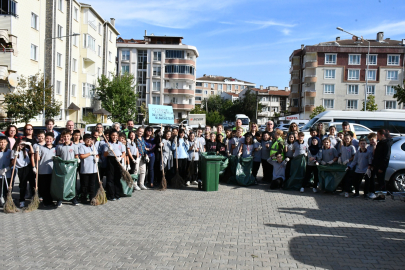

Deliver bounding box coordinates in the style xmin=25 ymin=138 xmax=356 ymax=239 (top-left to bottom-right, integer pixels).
xmin=116 ymin=34 xmax=199 ymax=123
xmin=289 ymin=32 xmax=405 ymax=119
xmin=195 ymin=75 xmax=255 ymax=105
xmin=0 ymin=0 xmax=119 ymax=126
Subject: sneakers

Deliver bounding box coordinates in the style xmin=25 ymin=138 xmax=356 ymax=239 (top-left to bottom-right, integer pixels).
xmin=345 ymin=192 xmax=349 ymax=198
xmin=192 ymin=181 xmax=198 ymax=185
xmin=57 ymin=200 xmax=63 ymax=208
xmin=373 ymin=195 xmax=386 ymax=201
xmin=140 ymin=185 xmax=148 ymax=190
xmin=339 ymin=191 xmax=346 ymax=196
xmin=312 ymin=188 xmax=318 ymax=193
xmin=133 ymin=183 xmax=141 ymax=191
xmin=368 ymin=193 xmax=377 ymax=199
xmin=71 ymin=198 xmax=80 ymax=206
xmin=185 ymin=181 xmax=190 ymax=186
xmin=19 ymin=201 xmax=25 ymax=208
xmin=198 ymin=180 xmax=202 ymax=190
xmin=300 ymin=187 xmax=304 ymax=193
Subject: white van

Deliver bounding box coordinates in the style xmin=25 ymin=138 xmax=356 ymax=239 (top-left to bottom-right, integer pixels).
xmin=235 ymin=114 xmax=250 ymax=131
xmin=301 ymin=110 xmax=405 ymax=136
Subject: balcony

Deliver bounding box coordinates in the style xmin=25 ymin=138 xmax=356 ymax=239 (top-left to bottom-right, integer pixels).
xmin=0 ymin=49 xmax=17 ymax=74
xmin=305 ymin=60 xmax=318 ymax=68
xmin=259 ymin=100 xmax=270 ymax=106
xmin=289 ymin=65 xmax=301 ymax=73
xmin=305 ymin=105 xmax=315 ymax=111
xmin=304 ymin=75 xmax=317 ymax=83
xmin=164 ymin=103 xmax=194 ymax=111
xmin=164 ymin=88 xmax=194 ymax=96
xmin=82 ymin=47 xmax=97 ymax=63
xmin=305 ymin=90 xmax=316 ymax=97
xmin=289 ymin=107 xmax=299 ymax=113
xmin=165 ymin=59 xmax=195 ymax=65
xmin=290 ymin=92 xmax=300 ymax=99
xmin=289 ymin=78 xmax=300 ymax=86
xmin=164 ymin=74 xmax=195 ymax=81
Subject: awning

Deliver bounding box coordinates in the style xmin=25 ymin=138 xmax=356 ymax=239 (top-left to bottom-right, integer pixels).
xmin=67 ymin=102 xmax=80 ymax=111
xmin=93 ymin=108 xmax=111 ymax=115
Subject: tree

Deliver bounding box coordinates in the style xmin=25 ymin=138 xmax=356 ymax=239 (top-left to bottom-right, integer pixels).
xmin=139 ymin=102 xmax=148 ymax=124
xmin=309 ymin=105 xmax=326 ymax=119
xmin=206 ymin=111 xmax=225 ymax=126
xmin=190 ymin=105 xmax=206 ymax=114
xmin=393 ymin=84 xmax=405 ymax=106
xmin=82 ymin=112 xmax=98 ymax=124
xmin=2 ymin=73 xmax=62 ymax=126
xmin=96 ymin=73 xmax=138 ymax=123
xmin=361 ymin=95 xmax=378 ymax=111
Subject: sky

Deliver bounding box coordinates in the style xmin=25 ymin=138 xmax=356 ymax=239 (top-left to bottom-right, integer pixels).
xmin=85 ymin=0 xmax=405 ymax=88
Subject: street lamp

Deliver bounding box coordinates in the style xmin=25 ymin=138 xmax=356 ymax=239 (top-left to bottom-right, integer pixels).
xmin=42 ymin=33 xmax=79 ymax=125
xmin=337 ymin=27 xmax=370 ymax=111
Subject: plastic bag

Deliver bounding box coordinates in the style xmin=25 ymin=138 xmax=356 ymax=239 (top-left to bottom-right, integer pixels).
xmin=228 ymin=156 xmax=255 ymax=186
xmin=50 ymin=157 xmax=78 ymax=201
xmin=318 ymin=164 xmax=347 ymax=192
xmin=120 ymin=174 xmax=139 ymax=197
xmin=283 ymin=154 xmax=306 ymax=190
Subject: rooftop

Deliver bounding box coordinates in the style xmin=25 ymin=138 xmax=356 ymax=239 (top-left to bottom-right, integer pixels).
xmin=196 ymin=75 xmax=254 ymax=85
xmin=250 ymin=88 xmax=290 ymax=96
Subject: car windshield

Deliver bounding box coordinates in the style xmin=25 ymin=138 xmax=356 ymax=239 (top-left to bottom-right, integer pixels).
xmin=240 ymin=118 xmax=249 ymax=125
xmin=302 ymin=117 xmax=318 ymax=131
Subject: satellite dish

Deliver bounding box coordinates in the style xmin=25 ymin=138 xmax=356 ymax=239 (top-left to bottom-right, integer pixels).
xmin=8 ymin=73 xmax=18 ymax=87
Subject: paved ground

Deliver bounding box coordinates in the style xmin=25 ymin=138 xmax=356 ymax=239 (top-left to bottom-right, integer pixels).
xmin=1 ymin=168 xmax=405 ymax=270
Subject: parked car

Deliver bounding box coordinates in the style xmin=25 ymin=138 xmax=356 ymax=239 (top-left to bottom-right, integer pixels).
xmin=17 ymin=126 xmax=65 ymax=137
xmin=259 ymin=125 xmax=266 ymax=132
xmin=302 ymin=122 xmax=373 ymax=141
xmin=84 ymin=123 xmax=113 ymax=134
xmin=385 ymin=136 xmax=405 ymax=191
xmin=276 ymin=124 xmax=290 ymax=131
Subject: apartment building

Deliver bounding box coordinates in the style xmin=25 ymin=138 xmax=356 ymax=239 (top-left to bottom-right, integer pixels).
xmin=239 ymin=86 xmax=290 ymax=124
xmin=288 ymin=32 xmax=405 ymax=119
xmin=195 ymin=75 xmax=255 ymax=105
xmin=0 ymin=0 xmax=119 ymax=126
xmin=116 ymin=33 xmax=199 ymax=123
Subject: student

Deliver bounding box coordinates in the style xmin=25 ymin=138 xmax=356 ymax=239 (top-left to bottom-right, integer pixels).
xmin=187 ymin=132 xmax=201 ymax=185
xmin=72 ymin=130 xmax=83 ymax=196
xmin=348 ymin=138 xmax=373 ymax=198
xmin=119 ymin=133 xmax=130 ymax=170
xmin=135 ymin=127 xmax=148 ymax=190
xmin=215 ymin=125 xmax=225 ymax=137
xmin=161 ymin=130 xmax=173 ymax=179
xmin=126 ymin=131 xmax=139 ymax=176
xmin=320 ymin=138 xmax=338 ymax=165
xmin=240 ymin=133 xmax=254 ymax=158
xmin=144 ymin=127 xmax=156 ymax=188
xmin=11 ymin=138 xmax=34 ymax=208
xmin=216 ymin=134 xmax=226 ymax=156
xmin=224 ymin=129 xmax=233 ymax=155
xmin=284 ymin=134 xmax=295 ymax=181
xmin=55 ymin=130 xmax=80 ymax=207
xmin=205 ymin=133 xmax=217 ymax=153
xmin=36 ymin=132 xmax=56 ymax=207
xmin=196 ymin=128 xmax=206 ymax=152
xmin=171 ymin=127 xmax=179 ymax=139
xmin=339 ymin=133 xmax=356 ymax=166
xmin=335 ymin=131 xmax=344 ymax=154
xmin=326 ymin=126 xmax=338 ymax=147
xmin=293 ymin=132 xmax=308 ymax=158
xmin=231 ymin=127 xmax=245 ymax=156
xmin=267 ymin=153 xmax=289 ymax=189
xmin=308 ymin=128 xmax=321 ymax=149
xmin=72 ymin=130 xmax=82 ymax=147
xmin=301 ymin=138 xmax=322 ymax=193
xmin=261 ymin=131 xmax=272 ymax=182
xmin=0 ymin=137 xmax=12 ymax=201
xmin=205 ymin=125 xmax=211 ymax=135
xmin=365 ymin=133 xmax=377 ymax=199
xmin=171 ymin=129 xmax=189 ymax=185
xmin=93 ymin=130 xmax=107 ymax=181
xmin=252 ymin=132 xmax=262 ymax=182
xmin=34 ymin=131 xmax=46 ymax=148
xmin=78 ymin=134 xmax=99 ymax=204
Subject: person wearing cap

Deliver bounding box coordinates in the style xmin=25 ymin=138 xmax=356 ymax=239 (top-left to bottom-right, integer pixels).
xmin=340 ymin=121 xmax=357 ymax=139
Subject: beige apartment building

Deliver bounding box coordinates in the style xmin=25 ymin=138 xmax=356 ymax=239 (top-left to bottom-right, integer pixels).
xmin=116 ymin=34 xmax=198 ymax=123
xmin=0 ymin=0 xmax=119 ymax=126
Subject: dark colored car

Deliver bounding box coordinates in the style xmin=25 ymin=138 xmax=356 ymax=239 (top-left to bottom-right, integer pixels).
xmin=18 ymin=126 xmax=66 ymax=137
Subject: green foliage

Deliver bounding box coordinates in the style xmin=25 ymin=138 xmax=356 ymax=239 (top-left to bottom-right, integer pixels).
xmin=206 ymin=111 xmax=225 ymax=126
xmin=309 ymin=105 xmax=326 ymax=119
xmin=82 ymin=112 xmax=98 ymax=124
xmin=361 ymin=95 xmax=378 ymax=111
xmin=393 ymin=84 xmax=405 ymax=106
xmin=190 ymin=104 xmax=206 ymax=114
xmin=139 ymin=102 xmax=148 ymax=124
xmin=1 ymin=73 xmax=62 ymax=125
xmin=95 ymin=73 xmax=138 ymax=123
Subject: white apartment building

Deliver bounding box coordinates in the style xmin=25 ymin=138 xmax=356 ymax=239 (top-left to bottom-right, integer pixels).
xmin=0 ymin=0 xmax=119 ymax=126
xmin=116 ymin=33 xmax=199 ymax=123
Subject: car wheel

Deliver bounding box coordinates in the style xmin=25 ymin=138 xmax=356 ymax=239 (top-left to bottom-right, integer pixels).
xmin=391 ymin=171 xmax=405 ymax=192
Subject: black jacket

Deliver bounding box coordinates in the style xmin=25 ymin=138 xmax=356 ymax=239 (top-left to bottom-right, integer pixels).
xmin=372 ymin=138 xmax=393 ymax=171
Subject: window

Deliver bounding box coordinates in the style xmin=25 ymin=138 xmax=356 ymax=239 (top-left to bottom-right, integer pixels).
xmin=386 ymin=85 xmax=396 ymax=95
xmin=195 ymin=97 xmax=202 ymax=101
xmin=347 ymin=100 xmax=358 ymax=109
xmin=367 ymin=70 xmax=376 ymax=80
xmin=347 ymin=85 xmax=359 ymax=95
xmin=74 ymin=7 xmax=78 ymax=20
xmin=57 ymin=53 xmax=62 ymax=67
xmin=83 ymin=34 xmax=95 ymax=51
xmin=153 ymin=66 xmax=161 ymax=76
xmin=73 ymin=34 xmax=78 ymax=46
xmin=109 ymin=30 xmax=112 ymax=42
xmin=172 ymin=97 xmax=178 ymax=104
xmin=31 ymin=13 xmax=38 ymax=30
xmin=189 ymin=99 xmax=193 ymax=105
xmin=388 ymin=55 xmax=400 ymax=65
xmin=137 ymin=50 xmax=147 ymax=69
xmin=325 ymin=54 xmax=336 ymax=64
xmin=166 ymin=50 xmax=184 ymax=59
xmin=203 ymin=83 xmax=208 ymax=88
xmin=30 ymin=44 xmax=38 ymax=61
xmin=98 ymin=23 xmax=102 ymax=35
xmin=164 ymin=65 xmax=195 ymax=75
xmin=82 ymin=83 xmax=95 ymax=98
xmin=227 ymin=85 xmax=232 ymax=91
xmin=235 ymin=85 xmax=239 ymax=90
xmin=121 ymin=64 xmax=129 ymax=74
xmin=387 ymin=70 xmax=398 ymax=80
xmin=204 ymin=91 xmax=208 ymax=95
xmin=153 ymin=51 xmax=161 ymax=61
xmin=196 ymin=82 xmax=202 ymax=87
xmin=98 ymin=45 xmax=101 ymax=57
xmin=349 ymin=54 xmax=361 ymax=65
xmin=152 ymin=96 xmax=160 ymax=105
xmin=367 ymin=54 xmax=377 ymax=65
xmin=324 ymin=69 xmax=335 ymax=79
xmin=211 ymin=83 xmax=215 ymax=89
xmin=323 ymin=99 xmax=334 ymax=108
xmin=71 ymin=84 xmax=76 ymax=97
xmin=72 ymin=58 xmax=77 ymax=72
xmin=109 ymin=51 xmax=112 ymax=62
xmin=122 ymin=51 xmax=130 ymax=61
xmin=271 ymin=96 xmax=279 ymax=102
xmin=291 ymin=99 xmax=299 ymax=107
xmin=348 ymin=69 xmax=360 ymax=80
xmin=56 ymin=81 xmax=61 ymax=95
xmin=152 ymin=81 xmax=161 ymax=91
xmin=0 ymin=0 xmax=17 ymax=16
xmin=385 ymin=101 xmax=397 ymax=109
xmin=211 ymin=91 xmax=214 ymax=95
xmin=58 ymin=0 xmax=63 ymax=11
xmin=218 ymin=84 xmax=223 ymax=90
xmin=195 ymin=89 xmax=202 ymax=94
xmin=367 ymin=85 xmax=375 ymax=95
xmin=323 ymin=84 xmax=335 ymax=94
xmin=57 ymin=25 xmax=63 ymax=39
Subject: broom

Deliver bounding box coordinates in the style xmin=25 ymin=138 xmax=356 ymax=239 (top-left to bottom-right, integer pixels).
xmin=159 ymin=124 xmax=167 ymax=191
xmin=171 ymin=137 xmax=184 ymax=189
xmin=23 ymin=148 xmax=40 ymax=212
xmin=90 ymin=143 xmax=107 ymax=206
xmin=102 ymin=134 xmax=133 ymax=188
xmin=4 ymin=153 xmax=19 ymax=213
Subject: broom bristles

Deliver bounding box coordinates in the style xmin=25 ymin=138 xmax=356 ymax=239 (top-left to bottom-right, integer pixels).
xmin=121 ymin=167 xmax=133 ymax=188
xmin=91 ymin=183 xmax=107 ymax=206
xmin=160 ymin=175 xmax=167 ymax=191
xmin=171 ymin=171 xmax=184 ymax=189
xmin=4 ymin=188 xmax=18 ymax=213
xmin=23 ymin=189 xmax=40 ymax=213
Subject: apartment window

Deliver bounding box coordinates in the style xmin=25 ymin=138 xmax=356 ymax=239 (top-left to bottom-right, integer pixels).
xmin=203 ymin=83 xmax=208 ymax=88
xmin=388 ymin=55 xmax=400 ymax=65
xmin=73 ymin=35 xmax=78 ymax=46
xmin=109 ymin=31 xmax=112 ymax=41
xmin=153 ymin=51 xmax=161 ymax=61
xmin=152 ymin=96 xmax=160 ymax=105
xmin=195 ymin=97 xmax=202 ymax=101
xmin=324 ymin=69 xmax=335 ymax=79
xmin=189 ymin=99 xmax=193 ymax=105
xmin=195 ymin=89 xmax=202 ymax=94
xmin=204 ymin=90 xmax=208 ymax=95
xmin=56 ymin=53 xmax=62 ymax=67
xmin=235 ymin=85 xmax=239 ymax=90
xmin=211 ymin=91 xmax=214 ymax=95
xmin=347 ymin=100 xmax=358 ymax=109
xmin=211 ymin=83 xmax=215 ymax=89
xmin=367 ymin=54 xmax=377 ymax=65
xmin=153 ymin=81 xmax=161 ymax=91
xmin=323 ymin=99 xmax=334 ymax=108
xmin=367 ymin=85 xmax=375 ymax=95
xmin=324 ymin=54 xmax=336 ymax=64
xmin=56 ymin=81 xmax=61 ymax=95
xmin=72 ymin=58 xmax=77 ymax=72
xmin=387 ymin=70 xmax=398 ymax=80
xmin=226 ymin=85 xmax=231 ymax=91
xmin=98 ymin=23 xmax=102 ymax=35
xmin=218 ymin=84 xmax=223 ymax=90
xmin=323 ymin=84 xmax=335 ymax=94
xmin=172 ymin=97 xmax=178 ymax=104
xmin=121 ymin=64 xmax=129 ymax=74
xmin=348 ymin=69 xmax=360 ymax=80
xmin=367 ymin=70 xmax=376 ymax=80
xmin=122 ymin=51 xmax=130 ymax=61
xmin=31 ymin=13 xmax=38 ymax=30
xmin=196 ymin=82 xmax=202 ymax=87
xmin=291 ymin=99 xmax=299 ymax=107
xmin=98 ymin=45 xmax=101 ymax=57
xmin=57 ymin=25 xmax=63 ymax=39
xmin=82 ymin=83 xmax=95 ymax=98
xmin=137 ymin=50 xmax=147 ymax=69
xmin=271 ymin=96 xmax=279 ymax=102
xmin=30 ymin=44 xmax=38 ymax=61
xmin=386 ymin=85 xmax=396 ymax=95
xmin=71 ymin=84 xmax=76 ymax=97
xmin=153 ymin=66 xmax=161 ymax=76
xmin=349 ymin=54 xmax=361 ymax=65
xmin=164 ymin=65 xmax=195 ymax=75
xmin=0 ymin=0 xmax=17 ymax=16
xmin=74 ymin=7 xmax=78 ymax=21
xmin=109 ymin=51 xmax=112 ymax=62
xmin=58 ymin=0 xmax=63 ymax=11
xmin=166 ymin=50 xmax=184 ymax=59
xmin=347 ymin=85 xmax=359 ymax=95
xmin=83 ymin=34 xmax=95 ymax=51
xmin=385 ymin=101 xmax=397 ymax=109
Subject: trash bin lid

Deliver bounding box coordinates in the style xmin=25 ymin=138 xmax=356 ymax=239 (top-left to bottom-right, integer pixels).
xmin=201 ymin=152 xmax=226 ymax=161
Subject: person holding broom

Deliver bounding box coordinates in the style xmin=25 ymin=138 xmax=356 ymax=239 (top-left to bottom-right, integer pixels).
xmin=135 ymin=127 xmax=149 ymax=190
xmin=0 ymin=137 xmax=12 ymax=202
xmin=78 ymin=134 xmax=99 ymax=204
xmin=36 ymin=132 xmax=56 ymax=207
xmin=171 ymin=129 xmax=189 ymax=186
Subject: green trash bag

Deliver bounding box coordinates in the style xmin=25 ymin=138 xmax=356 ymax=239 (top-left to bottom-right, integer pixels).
xmin=228 ymin=156 xmax=255 ymax=186
xmin=120 ymin=174 xmax=139 ymax=197
xmin=318 ymin=164 xmax=347 ymax=192
xmin=219 ymin=157 xmax=229 ymax=176
xmin=50 ymin=157 xmax=78 ymax=201
xmin=284 ymin=154 xmax=307 ymax=190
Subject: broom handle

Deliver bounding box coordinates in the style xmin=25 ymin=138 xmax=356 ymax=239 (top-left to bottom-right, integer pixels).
xmin=102 ymin=134 xmax=126 ymax=170
xmin=9 ymin=152 xmax=18 ymax=188
xmin=176 ymin=138 xmax=179 ymax=171
xmin=35 ymin=151 xmax=39 ymax=189
xmin=91 ymin=143 xmax=102 ymax=184
xmin=160 ymin=124 xmax=165 ymax=177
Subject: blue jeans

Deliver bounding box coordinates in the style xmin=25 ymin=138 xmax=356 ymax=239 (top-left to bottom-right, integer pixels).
xmin=147 ymin=155 xmax=155 ymax=184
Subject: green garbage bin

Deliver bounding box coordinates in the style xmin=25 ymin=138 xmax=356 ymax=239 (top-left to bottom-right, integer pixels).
xmin=200 ymin=153 xmax=225 ymax=191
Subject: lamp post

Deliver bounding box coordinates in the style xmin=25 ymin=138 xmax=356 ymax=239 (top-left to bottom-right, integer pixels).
xmin=337 ymin=27 xmax=370 ymax=111
xmin=42 ymin=33 xmax=79 ymax=125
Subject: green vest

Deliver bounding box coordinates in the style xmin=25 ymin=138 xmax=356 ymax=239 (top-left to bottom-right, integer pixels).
xmin=270 ymin=137 xmax=285 ymax=159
